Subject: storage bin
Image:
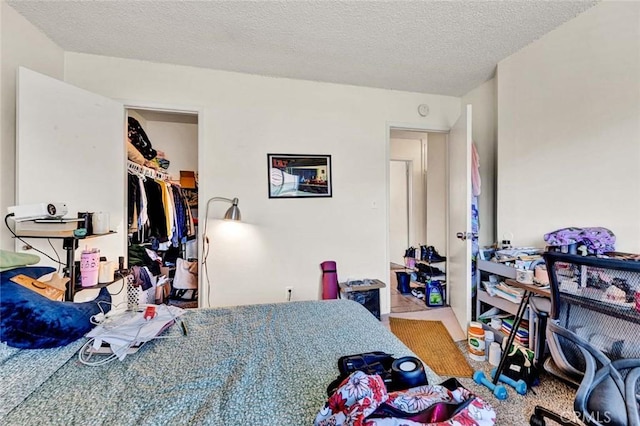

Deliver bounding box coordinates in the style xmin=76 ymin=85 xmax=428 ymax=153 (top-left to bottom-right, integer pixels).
xmin=339 ymin=279 xmax=386 ymax=320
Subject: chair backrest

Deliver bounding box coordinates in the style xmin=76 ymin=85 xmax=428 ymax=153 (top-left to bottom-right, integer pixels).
xmin=543 ymin=252 xmax=640 ymax=426
xmin=543 ymin=252 xmax=640 ymax=378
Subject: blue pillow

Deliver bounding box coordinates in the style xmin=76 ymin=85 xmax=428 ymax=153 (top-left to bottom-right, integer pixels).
xmin=0 ymin=267 xmax=112 ymax=349
xmin=1 ymin=266 xmax=57 ymax=281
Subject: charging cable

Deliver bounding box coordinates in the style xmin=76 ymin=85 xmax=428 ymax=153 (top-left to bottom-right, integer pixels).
xmin=4 ymin=213 xmax=66 ymax=266
xmin=47 ymin=238 xmax=62 ymax=273
xmin=79 ymin=304 xmax=187 ymax=366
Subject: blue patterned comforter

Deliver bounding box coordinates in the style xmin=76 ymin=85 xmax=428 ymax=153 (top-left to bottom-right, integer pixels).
xmin=3 ymin=300 xmax=437 ymax=425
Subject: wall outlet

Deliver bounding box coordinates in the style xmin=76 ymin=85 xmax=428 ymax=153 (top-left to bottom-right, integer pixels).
xmin=285 ymin=286 xmax=293 ymax=301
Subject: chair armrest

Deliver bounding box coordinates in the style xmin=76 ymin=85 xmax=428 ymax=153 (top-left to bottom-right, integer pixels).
xmin=574 ymin=346 xmax=600 ymax=423
xmin=611 ymin=358 xmax=640 ymax=371
xmin=575 ymin=355 xmax=640 ymax=426
xmin=624 ymin=367 xmax=640 ymax=426
xmin=548 ymin=321 xmax=612 ymax=369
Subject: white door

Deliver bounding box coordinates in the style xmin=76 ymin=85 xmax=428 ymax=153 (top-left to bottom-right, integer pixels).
xmin=389 ymin=160 xmax=410 ymax=266
xmin=16 ymin=67 xmax=125 ymax=267
xmin=447 ymin=104 xmax=473 ymax=332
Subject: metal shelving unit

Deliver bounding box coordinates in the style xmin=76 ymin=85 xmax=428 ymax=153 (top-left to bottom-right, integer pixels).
xmin=476 ymin=259 xmax=530 ymax=346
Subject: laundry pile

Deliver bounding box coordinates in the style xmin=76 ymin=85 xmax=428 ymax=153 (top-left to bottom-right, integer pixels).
xmin=544 ymin=227 xmax=616 ymax=255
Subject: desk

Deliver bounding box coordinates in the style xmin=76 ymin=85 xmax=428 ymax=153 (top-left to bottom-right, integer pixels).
xmin=491 ymin=279 xmax=550 ymax=387
xmin=504 ymin=279 xmax=550 ymax=298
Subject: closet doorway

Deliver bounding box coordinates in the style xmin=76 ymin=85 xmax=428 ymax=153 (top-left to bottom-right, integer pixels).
xmin=388 ymin=129 xmax=447 ymax=314
xmin=126 ymin=107 xmax=200 ymax=309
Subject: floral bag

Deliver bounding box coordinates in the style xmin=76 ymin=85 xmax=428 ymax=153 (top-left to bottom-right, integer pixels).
xmin=315 ymin=371 xmax=495 ymax=426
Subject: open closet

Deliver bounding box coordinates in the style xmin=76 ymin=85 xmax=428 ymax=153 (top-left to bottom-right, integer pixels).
xmin=125 ymin=109 xmax=199 ymax=308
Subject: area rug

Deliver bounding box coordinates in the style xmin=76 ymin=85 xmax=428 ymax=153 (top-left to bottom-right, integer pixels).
xmin=389 ymin=317 xmax=473 ymax=377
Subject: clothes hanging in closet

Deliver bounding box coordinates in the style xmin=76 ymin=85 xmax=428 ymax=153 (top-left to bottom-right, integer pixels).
xmin=143 ymin=178 xmax=168 ymax=241
xmin=127 ymin=172 xmax=194 ymax=246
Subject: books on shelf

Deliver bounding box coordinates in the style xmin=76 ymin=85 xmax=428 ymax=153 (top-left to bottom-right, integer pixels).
xmin=493 ymin=282 xmax=524 ymax=304
xmin=501 ymin=318 xmax=530 ymax=346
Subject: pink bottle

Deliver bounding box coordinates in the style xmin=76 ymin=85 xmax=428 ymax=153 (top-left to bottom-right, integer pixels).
xmin=80 ymin=248 xmax=100 ymax=287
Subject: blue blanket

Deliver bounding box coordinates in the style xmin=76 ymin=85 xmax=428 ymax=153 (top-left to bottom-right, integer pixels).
xmin=3 ymin=300 xmax=437 ymax=425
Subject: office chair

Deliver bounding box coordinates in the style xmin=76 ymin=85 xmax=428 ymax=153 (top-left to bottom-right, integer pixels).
xmin=530 ymin=252 xmax=640 ymax=426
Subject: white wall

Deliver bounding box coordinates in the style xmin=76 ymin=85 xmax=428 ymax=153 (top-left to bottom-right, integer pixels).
xmin=390 ymin=137 xmax=426 ymax=249
xmin=1 ymin=2 xmax=64 ymax=250
xmin=497 ymin=1 xmax=640 ymax=253
xmin=64 ymin=52 xmax=461 ymax=313
xmin=143 ymin=120 xmax=198 ymax=179
xmin=389 ymin=159 xmax=410 ymax=265
xmin=425 ymin=133 xmax=447 ymax=252
xmin=462 ymin=78 xmax=497 ymax=248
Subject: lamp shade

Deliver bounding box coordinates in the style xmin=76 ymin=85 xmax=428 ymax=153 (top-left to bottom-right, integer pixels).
xmin=223 ymin=198 xmax=241 ymax=221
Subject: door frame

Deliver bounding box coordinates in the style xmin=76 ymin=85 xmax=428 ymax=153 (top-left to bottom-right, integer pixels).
xmin=119 ymin=99 xmax=206 ymax=307
xmin=389 ymin=159 xmax=412 ymax=266
xmin=385 ymin=123 xmax=451 ymax=314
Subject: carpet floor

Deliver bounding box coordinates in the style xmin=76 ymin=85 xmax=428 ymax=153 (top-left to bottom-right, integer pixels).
xmin=386 ymin=317 xmax=579 ymax=424
xmin=452 ymin=341 xmax=579 ymax=425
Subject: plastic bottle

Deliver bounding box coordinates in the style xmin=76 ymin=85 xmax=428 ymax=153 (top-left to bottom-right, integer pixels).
xmin=488 ymin=341 xmax=502 ymax=366
xmin=484 ymin=330 xmax=495 ymax=361
xmin=426 ymin=280 xmax=444 ymax=307
xmin=80 ymin=246 xmax=100 ymax=287
xmin=468 ymin=321 xmax=486 ymax=361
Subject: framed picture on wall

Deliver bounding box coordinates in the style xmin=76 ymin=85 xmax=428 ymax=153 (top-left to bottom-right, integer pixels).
xmin=267 ymin=154 xmax=332 ymax=198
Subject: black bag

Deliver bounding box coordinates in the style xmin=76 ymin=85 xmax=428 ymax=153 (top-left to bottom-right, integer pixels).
xmin=502 ymin=345 xmax=539 ymax=388
xmin=326 ymin=351 xmax=428 ymax=395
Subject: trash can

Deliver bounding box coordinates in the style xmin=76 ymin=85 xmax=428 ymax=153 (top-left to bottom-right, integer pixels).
xmin=339 ymin=279 xmax=386 ymax=320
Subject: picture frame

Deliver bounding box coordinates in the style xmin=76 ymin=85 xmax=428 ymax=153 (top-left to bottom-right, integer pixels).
xmin=267 ymin=154 xmax=332 ymax=198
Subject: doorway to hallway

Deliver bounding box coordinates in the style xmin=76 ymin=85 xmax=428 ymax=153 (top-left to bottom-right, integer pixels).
xmin=388 ymin=129 xmax=447 ymax=313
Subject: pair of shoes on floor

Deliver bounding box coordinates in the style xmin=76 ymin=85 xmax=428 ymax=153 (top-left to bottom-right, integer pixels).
xmin=420 ymin=245 xmax=446 ymax=263
xmin=404 ymin=247 xmax=417 ymax=258
xmin=411 ymin=288 xmax=425 ymax=299
xmin=416 ymin=263 xmax=445 ymax=276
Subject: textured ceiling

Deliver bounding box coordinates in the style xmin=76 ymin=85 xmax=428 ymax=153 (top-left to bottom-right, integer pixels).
xmin=8 ymin=0 xmax=598 ymax=96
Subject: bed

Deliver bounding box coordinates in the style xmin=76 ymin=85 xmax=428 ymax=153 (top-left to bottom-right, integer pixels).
xmin=1 ymin=299 xmax=439 ymax=425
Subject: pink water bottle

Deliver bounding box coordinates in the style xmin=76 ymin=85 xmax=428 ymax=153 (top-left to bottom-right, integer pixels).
xmin=80 ymin=248 xmax=100 ymax=287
